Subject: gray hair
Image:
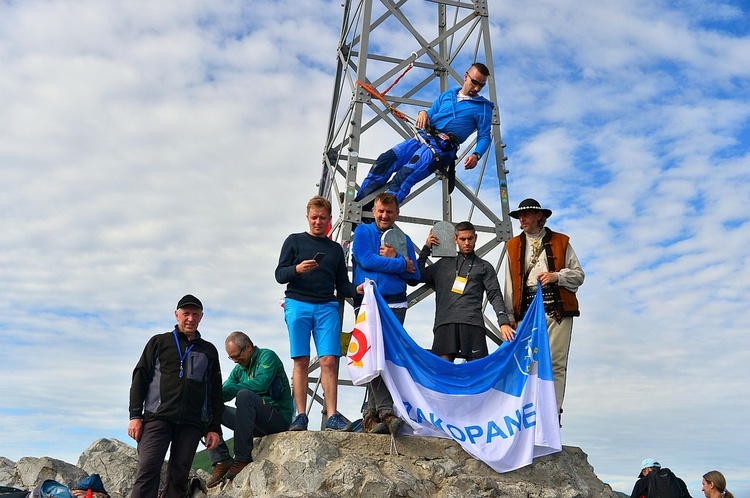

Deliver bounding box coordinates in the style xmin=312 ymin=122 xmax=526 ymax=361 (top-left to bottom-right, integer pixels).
xmin=226 ymin=331 xmax=253 ymax=350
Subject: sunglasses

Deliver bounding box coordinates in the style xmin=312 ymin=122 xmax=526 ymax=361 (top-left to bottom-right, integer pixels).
xmin=465 ymin=72 xmax=486 ymax=88
xmin=228 ymin=344 xmax=246 ymax=361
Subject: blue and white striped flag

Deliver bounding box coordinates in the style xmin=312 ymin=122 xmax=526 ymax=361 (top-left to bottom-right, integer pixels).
xmin=347 ymin=279 xmax=562 ymax=472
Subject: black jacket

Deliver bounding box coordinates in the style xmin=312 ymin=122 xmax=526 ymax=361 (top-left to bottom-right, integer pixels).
xmin=630 ymin=468 xmax=692 ymax=498
xmin=129 ymin=328 xmax=223 ymax=435
xmin=418 ymin=247 xmax=510 ymax=330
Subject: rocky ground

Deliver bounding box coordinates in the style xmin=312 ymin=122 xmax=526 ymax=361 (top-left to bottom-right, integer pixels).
xmin=1 ymin=434 xmax=625 ymax=497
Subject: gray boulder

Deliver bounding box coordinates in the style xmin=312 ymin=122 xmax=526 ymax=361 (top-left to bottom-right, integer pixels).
xmin=77 ymin=438 xmax=140 ymax=498
xmin=2 ymin=433 xmax=620 ymax=497
xmin=0 ymin=457 xmax=19 ymax=489
xmin=11 ymin=456 xmax=86 ymax=490
xmin=206 ymin=431 xmax=619 ymax=498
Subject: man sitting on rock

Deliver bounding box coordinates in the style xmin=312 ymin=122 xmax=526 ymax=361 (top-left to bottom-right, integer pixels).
xmin=207 ymin=331 xmax=294 ymax=488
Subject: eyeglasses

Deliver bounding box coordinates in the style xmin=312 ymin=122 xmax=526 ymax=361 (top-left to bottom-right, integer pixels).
xmin=228 ymin=345 xmax=246 ymax=361
xmin=465 ymin=72 xmax=486 ymax=88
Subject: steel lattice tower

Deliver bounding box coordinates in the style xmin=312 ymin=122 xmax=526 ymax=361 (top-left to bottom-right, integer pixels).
xmin=307 ymin=0 xmax=514 ymax=422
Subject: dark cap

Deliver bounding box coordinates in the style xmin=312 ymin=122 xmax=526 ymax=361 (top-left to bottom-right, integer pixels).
xmin=508 ymin=198 xmax=553 ymax=219
xmin=177 ymin=294 xmax=203 ymax=310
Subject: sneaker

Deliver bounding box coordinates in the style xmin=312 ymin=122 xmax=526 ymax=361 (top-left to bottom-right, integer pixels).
xmin=325 ymin=413 xmax=352 ymax=432
xmin=289 ymin=413 xmax=309 ymax=431
xmin=362 ymin=412 xmax=388 ymax=434
xmin=380 ymin=413 xmax=405 ymax=436
xmin=224 ymin=460 xmax=250 ymax=480
xmin=206 ymin=459 xmax=233 ymax=488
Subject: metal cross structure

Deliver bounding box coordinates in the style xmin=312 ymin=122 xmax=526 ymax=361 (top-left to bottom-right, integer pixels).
xmin=308 ymin=0 xmax=515 ymax=423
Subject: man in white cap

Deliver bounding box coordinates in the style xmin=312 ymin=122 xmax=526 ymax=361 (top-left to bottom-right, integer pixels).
xmin=503 ymin=198 xmax=584 ymax=422
xmin=630 ymin=458 xmax=692 ymax=498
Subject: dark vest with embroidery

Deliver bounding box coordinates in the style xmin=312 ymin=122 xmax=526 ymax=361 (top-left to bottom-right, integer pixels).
xmin=506 ymin=229 xmax=580 ymax=320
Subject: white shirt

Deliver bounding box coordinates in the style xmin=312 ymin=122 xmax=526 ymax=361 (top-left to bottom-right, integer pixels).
xmin=503 ymin=227 xmax=585 ymax=323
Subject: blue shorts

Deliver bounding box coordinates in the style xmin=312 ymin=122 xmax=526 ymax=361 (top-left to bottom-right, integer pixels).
xmin=284 ymin=298 xmax=342 ymax=358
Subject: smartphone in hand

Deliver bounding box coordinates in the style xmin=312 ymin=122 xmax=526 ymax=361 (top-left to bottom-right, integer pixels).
xmin=313 ymin=252 xmax=325 ymax=263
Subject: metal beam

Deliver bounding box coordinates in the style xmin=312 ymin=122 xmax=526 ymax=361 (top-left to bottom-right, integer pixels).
xmin=311 ymin=0 xmax=513 ymax=420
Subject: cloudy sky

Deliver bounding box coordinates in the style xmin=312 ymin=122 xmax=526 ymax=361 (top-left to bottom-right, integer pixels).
xmin=1 ymin=0 xmax=748 ymax=495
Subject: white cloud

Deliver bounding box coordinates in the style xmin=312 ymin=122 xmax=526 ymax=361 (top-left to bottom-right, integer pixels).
xmin=0 ymin=1 xmax=748 ymax=496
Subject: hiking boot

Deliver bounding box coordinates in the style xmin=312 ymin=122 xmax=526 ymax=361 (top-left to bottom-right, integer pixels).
xmin=224 ymin=460 xmax=250 ymax=481
xmin=380 ymin=412 xmax=405 ymax=435
xmin=206 ymin=459 xmax=233 ymax=488
xmin=325 ymin=413 xmax=352 ymax=432
xmin=289 ymin=413 xmax=309 ymax=431
xmin=362 ymin=412 xmax=388 ymax=434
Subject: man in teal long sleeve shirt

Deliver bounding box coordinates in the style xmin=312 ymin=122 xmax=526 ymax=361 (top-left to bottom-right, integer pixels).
xmin=206 ymin=331 xmax=293 ymax=488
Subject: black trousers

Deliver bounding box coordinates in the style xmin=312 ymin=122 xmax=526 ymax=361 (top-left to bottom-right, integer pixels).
xmin=208 ymin=389 xmax=288 ymax=464
xmin=130 ymin=419 xmax=203 ymax=498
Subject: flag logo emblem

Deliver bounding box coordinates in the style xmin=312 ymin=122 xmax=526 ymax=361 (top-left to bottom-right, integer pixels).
xmin=347 ymin=312 xmax=371 ymax=367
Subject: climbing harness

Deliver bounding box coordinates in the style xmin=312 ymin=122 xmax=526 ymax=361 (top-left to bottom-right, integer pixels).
xmin=355 ymin=53 xmax=461 ymax=193
xmin=356 ymin=53 xmax=418 ymax=126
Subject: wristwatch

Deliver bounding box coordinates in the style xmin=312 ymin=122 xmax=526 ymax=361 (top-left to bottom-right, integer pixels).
xmin=472 ymin=152 xmax=481 ymax=160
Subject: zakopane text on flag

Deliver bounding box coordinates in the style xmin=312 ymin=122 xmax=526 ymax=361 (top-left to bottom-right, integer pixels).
xmin=346 ymin=279 xmax=561 ymax=472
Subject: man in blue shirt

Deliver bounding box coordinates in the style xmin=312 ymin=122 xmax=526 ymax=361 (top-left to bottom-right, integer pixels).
xmin=351 ymin=192 xmax=420 ymax=434
xmin=355 ymin=63 xmax=494 ymax=204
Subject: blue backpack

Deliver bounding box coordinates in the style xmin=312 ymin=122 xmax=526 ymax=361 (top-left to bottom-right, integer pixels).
xmin=30 ymin=481 xmax=72 ymax=498
xmin=70 ymin=475 xmax=109 ymax=498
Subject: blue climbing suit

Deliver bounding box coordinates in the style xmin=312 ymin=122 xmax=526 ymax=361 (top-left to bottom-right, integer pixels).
xmin=355 ymin=87 xmax=494 ymax=203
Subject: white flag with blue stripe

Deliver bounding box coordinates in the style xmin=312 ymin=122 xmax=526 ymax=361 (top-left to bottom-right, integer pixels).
xmin=347 ymin=279 xmax=561 ymax=472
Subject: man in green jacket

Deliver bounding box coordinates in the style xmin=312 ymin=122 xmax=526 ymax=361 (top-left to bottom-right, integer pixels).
xmin=206 ymin=331 xmax=293 ymax=488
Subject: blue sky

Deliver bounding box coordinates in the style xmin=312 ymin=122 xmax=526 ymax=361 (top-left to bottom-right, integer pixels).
xmin=1 ymin=0 xmax=748 ymax=495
